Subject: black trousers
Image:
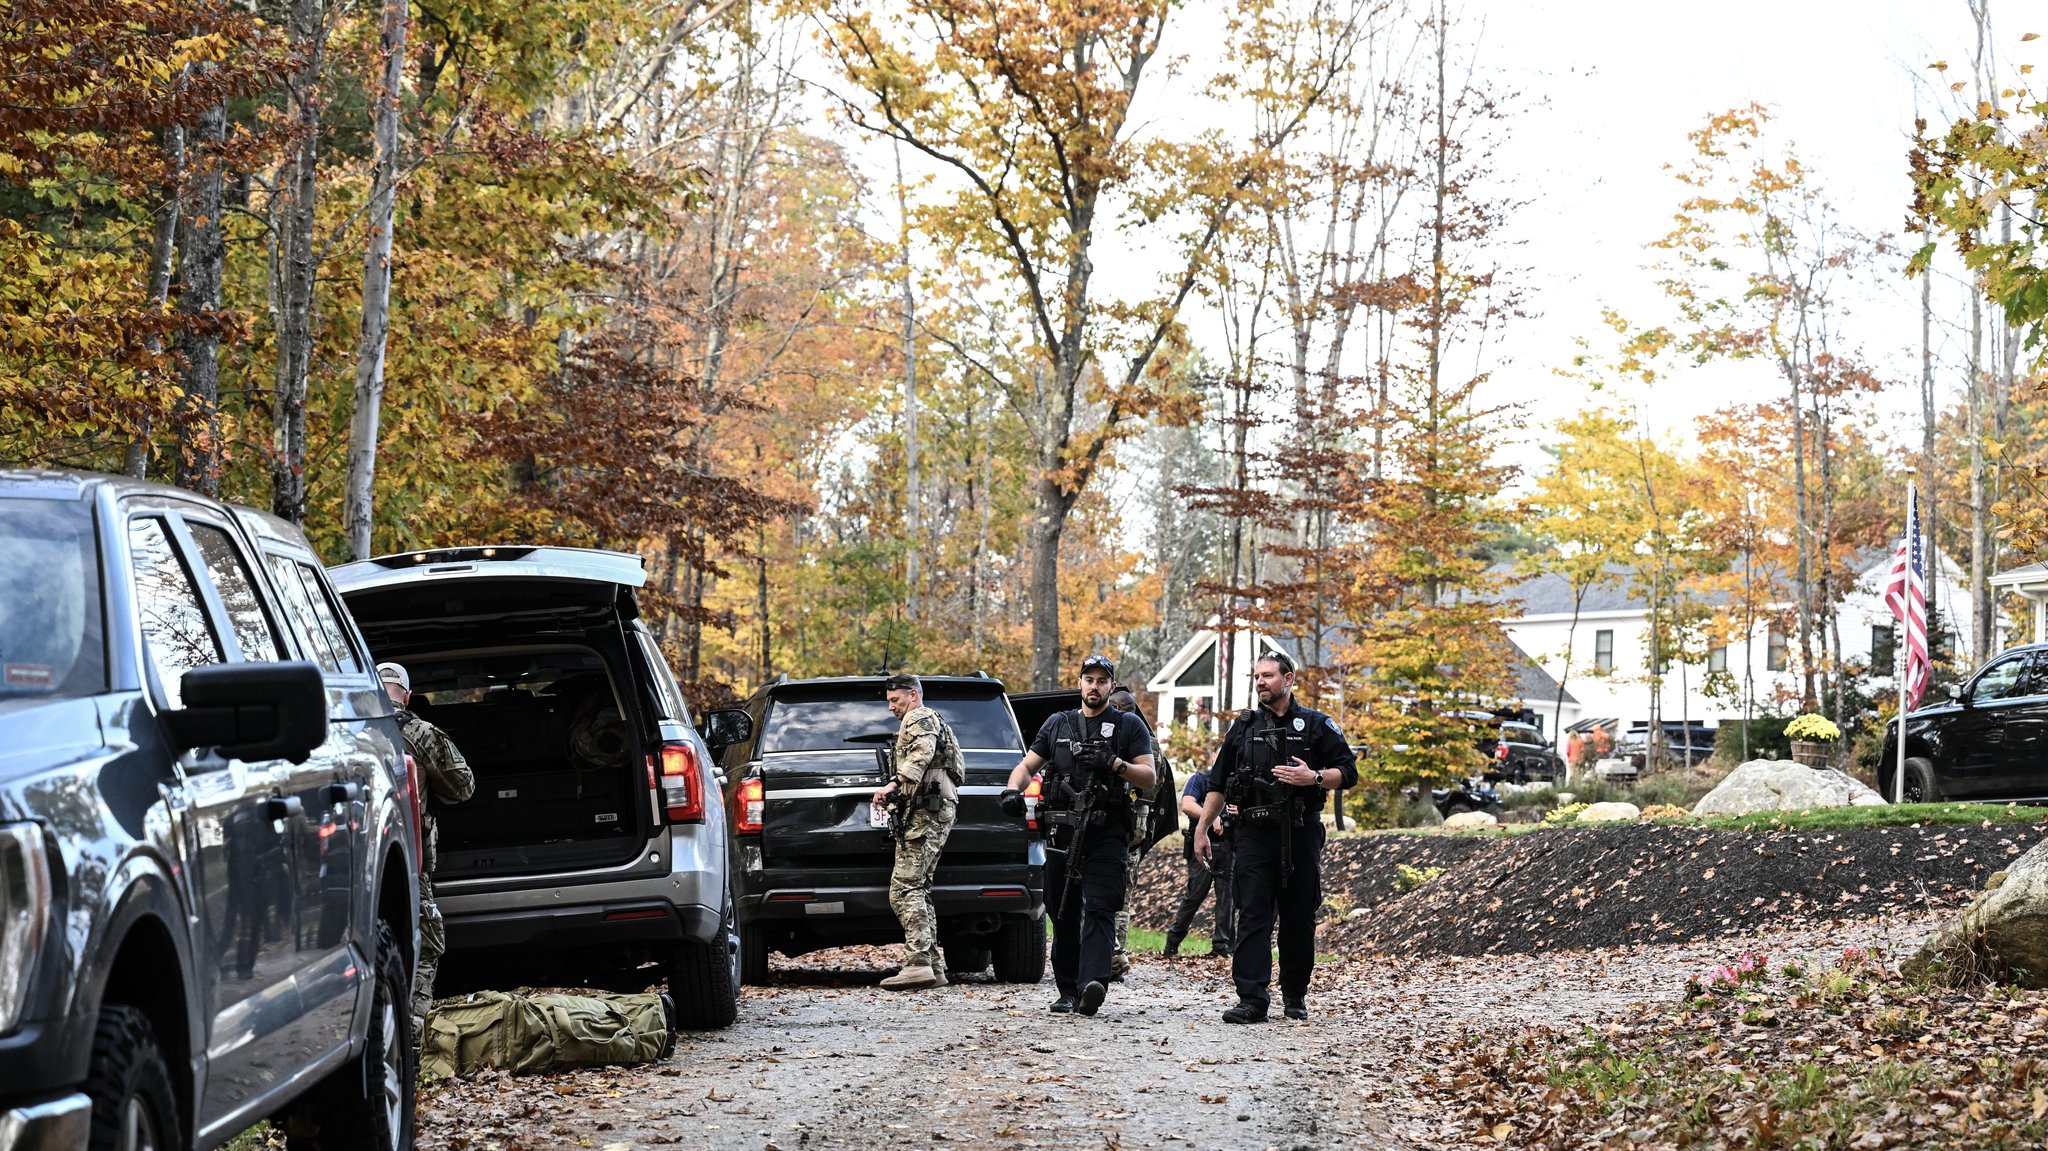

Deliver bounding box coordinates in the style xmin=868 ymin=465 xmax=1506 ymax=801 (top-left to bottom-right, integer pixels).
xmin=1229 ymin=819 xmax=1324 ymax=1009
xmin=1167 ymin=837 xmax=1234 ymax=951
xmin=1045 ymin=822 xmax=1129 ymax=997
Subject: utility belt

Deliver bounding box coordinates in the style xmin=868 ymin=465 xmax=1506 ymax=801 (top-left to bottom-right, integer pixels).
xmin=1226 ymin=800 xmax=1318 ymax=829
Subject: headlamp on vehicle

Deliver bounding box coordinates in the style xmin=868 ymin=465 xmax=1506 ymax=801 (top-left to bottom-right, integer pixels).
xmin=0 ymin=822 xmax=52 ymax=1034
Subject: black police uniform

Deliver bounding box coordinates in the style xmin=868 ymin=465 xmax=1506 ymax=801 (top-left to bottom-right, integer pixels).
xmin=1207 ymin=700 xmax=1357 ymax=1016
xmin=1031 ymin=707 xmax=1153 ymax=1007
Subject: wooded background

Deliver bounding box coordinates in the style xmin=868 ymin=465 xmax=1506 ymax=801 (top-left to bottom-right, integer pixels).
xmin=1 ymin=0 xmax=2043 ymax=795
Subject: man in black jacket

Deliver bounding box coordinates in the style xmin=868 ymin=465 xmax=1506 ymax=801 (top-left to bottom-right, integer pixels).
xmin=1002 ymin=655 xmax=1155 ymax=1017
xmin=1193 ymin=652 xmax=1356 ymax=1023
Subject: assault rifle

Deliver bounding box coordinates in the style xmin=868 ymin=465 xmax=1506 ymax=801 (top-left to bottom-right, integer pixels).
xmin=1224 ymin=712 xmax=1311 ymax=887
xmin=1046 ymin=725 xmax=1120 ymax=914
xmin=878 ymin=745 xmax=913 ymax=842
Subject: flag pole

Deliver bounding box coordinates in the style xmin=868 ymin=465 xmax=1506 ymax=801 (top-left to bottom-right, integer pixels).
xmin=1896 ymin=473 xmax=1914 ymax=806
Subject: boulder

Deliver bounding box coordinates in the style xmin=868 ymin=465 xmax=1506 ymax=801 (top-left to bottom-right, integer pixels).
xmin=1443 ymin=810 xmax=1498 ymax=830
xmin=1690 ymin=759 xmax=1885 ymax=817
xmin=1578 ymin=801 xmax=1640 ymax=823
xmin=1904 ymin=837 xmax=2048 ymax=988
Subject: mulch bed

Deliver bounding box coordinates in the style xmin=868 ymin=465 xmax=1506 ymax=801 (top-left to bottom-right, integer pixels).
xmin=1130 ymin=822 xmax=2048 ymax=958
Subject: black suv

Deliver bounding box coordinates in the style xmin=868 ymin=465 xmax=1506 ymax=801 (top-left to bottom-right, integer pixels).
xmin=0 ymin=471 xmax=419 ymax=1151
xmin=1881 ymin=643 xmax=2048 ymax=804
xmin=711 ymin=675 xmax=1045 ymax=984
xmin=1476 ymin=720 xmax=1563 ymax=784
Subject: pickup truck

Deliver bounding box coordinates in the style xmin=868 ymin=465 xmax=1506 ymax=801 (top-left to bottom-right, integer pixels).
xmin=710 ymin=675 xmax=1045 ymax=984
xmin=0 ymin=470 xmax=419 ymax=1151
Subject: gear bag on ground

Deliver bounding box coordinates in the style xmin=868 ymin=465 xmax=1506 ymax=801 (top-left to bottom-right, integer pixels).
xmin=420 ymin=988 xmax=673 ymax=1079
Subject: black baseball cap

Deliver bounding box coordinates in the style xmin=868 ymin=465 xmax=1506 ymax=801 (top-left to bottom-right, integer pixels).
xmin=1078 ymin=654 xmax=1116 ymax=678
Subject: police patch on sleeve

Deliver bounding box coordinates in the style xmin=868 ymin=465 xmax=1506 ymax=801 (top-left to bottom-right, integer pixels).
xmin=1326 ymin=717 xmax=1342 ymax=734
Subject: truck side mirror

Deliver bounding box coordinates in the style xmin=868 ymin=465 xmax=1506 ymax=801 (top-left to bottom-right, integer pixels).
xmin=701 ymin=707 xmax=754 ymax=752
xmin=166 ymin=661 xmax=327 ymax=764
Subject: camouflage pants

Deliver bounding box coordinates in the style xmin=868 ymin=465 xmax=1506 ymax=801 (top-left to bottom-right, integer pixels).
xmin=887 ymin=800 xmax=955 ymax=973
xmin=414 ymin=875 xmax=445 ymax=1043
xmin=1112 ymin=841 xmax=1144 ymax=965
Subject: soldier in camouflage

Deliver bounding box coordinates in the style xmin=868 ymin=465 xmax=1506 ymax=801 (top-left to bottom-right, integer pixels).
xmin=379 ymin=661 xmax=477 ymax=1040
xmin=870 ymin=672 xmax=963 ymax=991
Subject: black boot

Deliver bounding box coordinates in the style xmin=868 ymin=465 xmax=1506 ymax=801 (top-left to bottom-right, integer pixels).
xmin=1283 ymin=994 xmax=1308 ymax=1020
xmin=1162 ymin=931 xmax=1184 ymax=957
xmin=1049 ymin=994 xmax=1078 ymax=1014
xmin=1077 ymin=981 xmax=1107 ymax=1017
xmin=1221 ymin=999 xmax=1268 ymax=1024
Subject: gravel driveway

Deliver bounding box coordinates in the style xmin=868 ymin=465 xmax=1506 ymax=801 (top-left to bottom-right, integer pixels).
xmin=416 ymin=912 xmax=1943 ymax=1151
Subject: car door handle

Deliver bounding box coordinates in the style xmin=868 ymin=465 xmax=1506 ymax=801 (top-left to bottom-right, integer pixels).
xmin=263 ymin=795 xmax=305 ymax=821
xmin=323 ymin=781 xmax=362 ymax=807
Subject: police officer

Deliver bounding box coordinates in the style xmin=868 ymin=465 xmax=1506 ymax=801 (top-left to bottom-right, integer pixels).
xmin=1193 ymin=652 xmax=1356 ymax=1023
xmin=1163 ymin=765 xmax=1232 ymax=957
xmin=1001 ymin=655 xmax=1155 ymax=1017
xmin=873 ymin=672 xmax=964 ymax=990
xmin=379 ymin=661 xmax=477 ymax=1041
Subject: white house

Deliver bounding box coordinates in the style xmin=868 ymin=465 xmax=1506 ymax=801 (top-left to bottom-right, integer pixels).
xmin=1139 ymin=548 xmax=1972 ymax=738
xmin=1492 ymin=549 xmax=1974 ymax=730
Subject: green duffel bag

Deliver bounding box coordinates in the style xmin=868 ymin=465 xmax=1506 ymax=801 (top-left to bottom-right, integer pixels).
xmin=421 ymin=988 xmax=674 ymax=1079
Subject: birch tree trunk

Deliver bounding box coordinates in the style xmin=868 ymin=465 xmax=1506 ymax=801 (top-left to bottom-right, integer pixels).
xmin=129 ymin=125 xmax=185 ymax=479
xmin=346 ymin=0 xmax=408 ymax=559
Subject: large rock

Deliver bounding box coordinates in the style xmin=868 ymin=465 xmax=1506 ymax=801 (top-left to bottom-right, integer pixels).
xmin=1905 ymin=838 xmax=2048 ymax=988
xmin=1578 ymin=801 xmax=1640 ymax=823
xmin=1690 ymin=759 xmax=1885 ymax=817
xmin=1443 ymin=810 xmax=1498 ymax=830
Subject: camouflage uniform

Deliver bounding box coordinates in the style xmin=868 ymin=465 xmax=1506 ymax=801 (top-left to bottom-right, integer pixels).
xmin=400 ymin=709 xmax=475 ymax=1039
xmin=886 ymin=705 xmax=962 ymax=979
xmin=1110 ymin=768 xmax=1174 ymax=977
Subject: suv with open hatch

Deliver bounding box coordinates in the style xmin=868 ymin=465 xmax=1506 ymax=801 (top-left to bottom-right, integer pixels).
xmin=710 ymin=674 xmax=1045 ymax=984
xmin=0 ymin=470 xmax=419 ymax=1151
xmin=328 ymin=546 xmax=740 ymax=1028
xmin=1880 ymin=642 xmax=2048 ymax=804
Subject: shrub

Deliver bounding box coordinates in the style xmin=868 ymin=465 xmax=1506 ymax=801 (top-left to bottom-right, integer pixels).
xmin=1545 ymin=802 xmax=1589 ymax=825
xmin=1395 ymin=864 xmax=1445 ymax=892
xmin=1640 ymin=803 xmax=1691 ymax=820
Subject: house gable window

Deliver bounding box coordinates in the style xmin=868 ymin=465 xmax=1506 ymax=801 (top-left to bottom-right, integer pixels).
xmin=1707 ymin=644 xmax=1727 ymax=673
xmin=1871 ymin=624 xmax=1895 ymax=671
xmin=1175 ymin=641 xmax=1217 ymax=687
xmin=1594 ymin=630 xmax=1614 ymax=673
xmin=1767 ymin=624 xmax=1789 ymax=672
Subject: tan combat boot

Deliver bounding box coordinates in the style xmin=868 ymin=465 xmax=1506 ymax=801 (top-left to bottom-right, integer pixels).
xmin=879 ymin=964 xmax=946 ymax=990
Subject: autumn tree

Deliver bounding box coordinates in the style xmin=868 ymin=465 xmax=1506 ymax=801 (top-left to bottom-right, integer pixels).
xmin=820 ymin=0 xmax=1369 ymax=688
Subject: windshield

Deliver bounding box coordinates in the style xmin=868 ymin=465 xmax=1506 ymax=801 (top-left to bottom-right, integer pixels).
xmin=761 ymin=692 xmax=1021 ymax=753
xmin=0 ymin=496 xmax=104 ymax=710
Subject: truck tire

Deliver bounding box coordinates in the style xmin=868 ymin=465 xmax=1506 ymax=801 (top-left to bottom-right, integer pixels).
xmin=943 ymin=943 xmax=991 ymax=978
xmin=1903 ymin=758 xmax=1940 ymax=804
xmin=668 ymin=892 xmax=740 ymax=1029
xmin=86 ymin=1005 xmax=181 ymax=1151
xmin=990 ymin=915 xmax=1046 ymax=984
xmin=739 ymin=921 xmax=771 ymax=986
xmin=282 ymin=921 xmax=413 ymax=1151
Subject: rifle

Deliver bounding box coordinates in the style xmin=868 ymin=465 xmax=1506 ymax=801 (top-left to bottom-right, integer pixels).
xmin=879 ymin=745 xmax=914 ymax=843
xmin=1046 ymin=717 xmax=1121 ymax=914
xmin=1226 ymin=713 xmax=1308 ymax=887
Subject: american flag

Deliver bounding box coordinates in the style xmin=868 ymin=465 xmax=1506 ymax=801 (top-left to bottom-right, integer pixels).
xmin=1883 ymin=484 xmax=1930 ymax=710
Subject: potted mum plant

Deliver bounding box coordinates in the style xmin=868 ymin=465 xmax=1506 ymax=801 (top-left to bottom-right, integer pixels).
xmin=1785 ymin=713 xmax=1841 ymax=768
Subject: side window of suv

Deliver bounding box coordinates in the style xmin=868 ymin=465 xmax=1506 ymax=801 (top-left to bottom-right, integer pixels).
xmin=185 ymin=523 xmax=283 ymax=662
xmin=264 ymin=555 xmax=366 ymax=675
xmin=129 ymin=517 xmax=223 ymax=708
xmin=637 ymin=633 xmax=688 ymax=722
xmin=1971 ymin=655 xmax=2028 ymax=703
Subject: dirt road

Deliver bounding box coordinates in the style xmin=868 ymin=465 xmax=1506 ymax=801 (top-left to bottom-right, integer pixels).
xmin=416 ymin=914 xmax=1938 ymax=1151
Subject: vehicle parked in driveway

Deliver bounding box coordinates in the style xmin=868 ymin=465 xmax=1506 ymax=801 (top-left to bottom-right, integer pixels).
xmin=1595 ymin=723 xmax=1716 ymax=780
xmin=0 ymin=470 xmax=419 ymax=1151
xmin=1477 ymin=720 xmax=1563 ymax=784
xmin=711 ymin=674 xmax=1046 ymax=985
xmin=328 ymin=546 xmax=740 ymax=1028
xmin=1880 ymin=643 xmax=2048 ymax=804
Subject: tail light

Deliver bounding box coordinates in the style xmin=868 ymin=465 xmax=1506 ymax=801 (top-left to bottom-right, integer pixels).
xmin=734 ymin=776 xmax=764 ymax=834
xmin=1495 ymin=741 xmax=1509 ymax=761
xmin=650 ymin=742 xmax=706 ymax=823
xmin=404 ymin=753 xmax=423 ymax=874
xmin=1023 ymin=774 xmax=1043 ymax=831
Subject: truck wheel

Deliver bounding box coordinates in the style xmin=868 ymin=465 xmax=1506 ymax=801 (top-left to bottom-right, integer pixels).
xmin=990 ymin=915 xmax=1047 ymax=984
xmin=86 ymin=1005 xmax=181 ymax=1151
xmin=668 ymin=891 xmax=740 ymax=1030
xmin=282 ymin=921 xmax=413 ymax=1151
xmin=739 ymin=921 xmax=771 ymax=986
xmin=943 ymin=943 xmax=991 ymax=978
xmin=1903 ymin=758 xmax=1940 ymax=804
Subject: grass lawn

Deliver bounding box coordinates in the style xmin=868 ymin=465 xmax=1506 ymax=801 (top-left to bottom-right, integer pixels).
xmin=1679 ymin=801 xmax=2048 ymax=832
xmin=1125 ymin=926 xmax=1211 ymax=955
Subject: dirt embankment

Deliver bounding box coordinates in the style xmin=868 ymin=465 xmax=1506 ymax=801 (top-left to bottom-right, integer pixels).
xmin=1130 ymin=822 xmax=2048 ymax=958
